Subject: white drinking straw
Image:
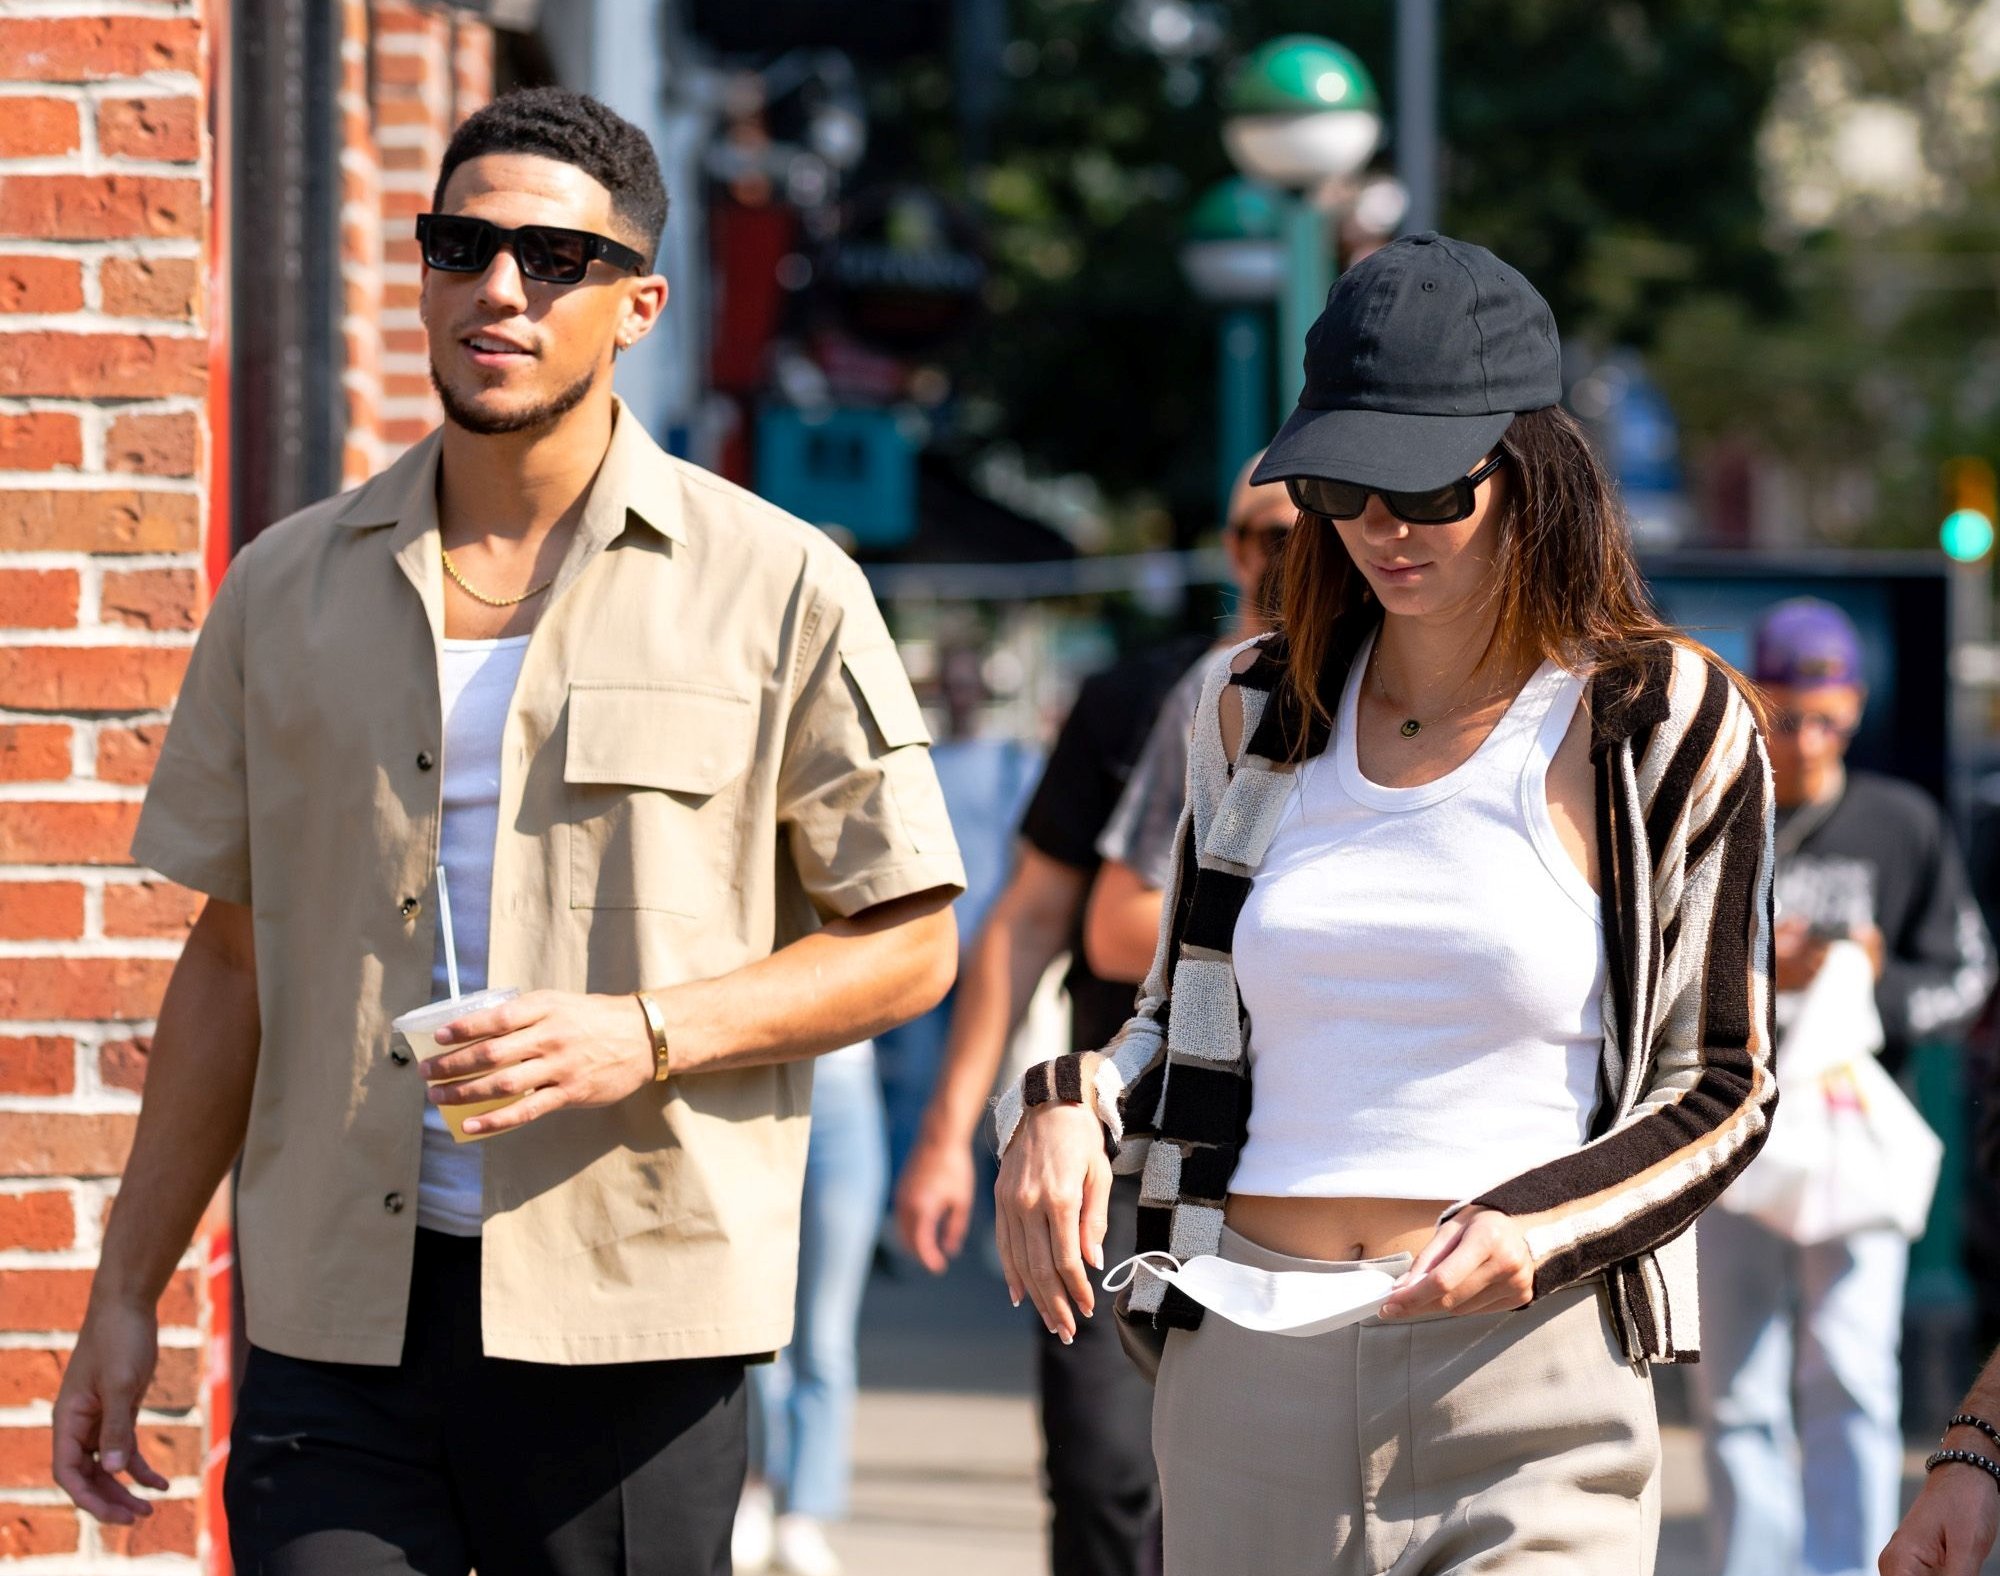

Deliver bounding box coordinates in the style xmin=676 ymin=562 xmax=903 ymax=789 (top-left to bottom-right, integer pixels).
xmin=435 ymin=863 xmax=461 ymax=1001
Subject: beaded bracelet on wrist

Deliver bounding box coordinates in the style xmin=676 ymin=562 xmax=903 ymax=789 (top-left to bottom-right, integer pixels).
xmin=1927 ymin=1448 xmax=2000 ymax=1495
xmin=1947 ymin=1413 xmax=2000 ymax=1452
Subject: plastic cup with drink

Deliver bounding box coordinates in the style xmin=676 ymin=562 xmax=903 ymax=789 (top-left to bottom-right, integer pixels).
xmin=391 ymin=865 xmax=526 ymax=1143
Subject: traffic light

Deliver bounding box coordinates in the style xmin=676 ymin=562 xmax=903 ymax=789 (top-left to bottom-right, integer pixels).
xmin=1941 ymin=456 xmax=1997 ymax=563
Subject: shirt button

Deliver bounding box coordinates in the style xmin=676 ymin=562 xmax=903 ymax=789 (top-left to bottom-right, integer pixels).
xmin=384 ymin=1192 xmax=405 ymax=1214
xmin=399 ymin=896 xmax=420 ymax=918
xmin=417 ymin=750 xmax=436 ymax=772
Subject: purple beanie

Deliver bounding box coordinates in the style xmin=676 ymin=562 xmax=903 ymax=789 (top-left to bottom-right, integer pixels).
xmin=1751 ymin=598 xmax=1863 ymax=690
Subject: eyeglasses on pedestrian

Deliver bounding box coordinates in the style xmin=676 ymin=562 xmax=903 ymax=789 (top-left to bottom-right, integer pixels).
xmin=1771 ymin=709 xmax=1859 ymax=740
xmin=1285 ymin=453 xmax=1505 ymax=526
xmin=415 ymin=213 xmax=645 ymax=286
xmin=1226 ymin=520 xmax=1293 ymax=553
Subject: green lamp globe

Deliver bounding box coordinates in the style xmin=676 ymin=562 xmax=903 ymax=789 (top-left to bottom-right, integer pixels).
xmin=1222 ymin=34 xmax=1382 ymax=188
xmin=1181 ymin=178 xmax=1286 ymax=302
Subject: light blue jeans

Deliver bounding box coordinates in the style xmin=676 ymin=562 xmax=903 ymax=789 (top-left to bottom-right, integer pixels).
xmin=752 ymin=1049 xmax=888 ymax=1521
xmin=1692 ymin=1207 xmax=1909 ymax=1576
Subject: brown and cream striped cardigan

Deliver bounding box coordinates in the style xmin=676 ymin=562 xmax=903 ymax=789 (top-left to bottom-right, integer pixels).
xmin=997 ymin=618 xmax=1778 ymax=1365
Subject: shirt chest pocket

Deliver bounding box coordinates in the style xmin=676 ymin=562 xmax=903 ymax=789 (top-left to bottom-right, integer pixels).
xmin=564 ymin=682 xmax=756 ymax=916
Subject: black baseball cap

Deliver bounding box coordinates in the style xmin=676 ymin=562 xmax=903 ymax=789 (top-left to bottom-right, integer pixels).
xmin=1251 ymin=232 xmax=1562 ymax=494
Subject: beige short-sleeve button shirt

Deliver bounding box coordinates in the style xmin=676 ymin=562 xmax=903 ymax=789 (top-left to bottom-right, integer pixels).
xmin=134 ymin=402 xmax=965 ymax=1365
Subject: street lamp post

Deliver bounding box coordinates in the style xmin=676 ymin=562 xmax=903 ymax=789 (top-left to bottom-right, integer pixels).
xmin=1221 ymin=35 xmax=1382 ymax=412
xmin=1182 ymin=178 xmax=1284 ymax=517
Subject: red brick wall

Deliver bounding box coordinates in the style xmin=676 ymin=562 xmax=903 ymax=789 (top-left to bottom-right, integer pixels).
xmin=347 ymin=0 xmax=494 ymax=478
xmin=0 ymin=1 xmax=219 ymax=1565
xmin=0 ymin=0 xmax=492 ymax=1567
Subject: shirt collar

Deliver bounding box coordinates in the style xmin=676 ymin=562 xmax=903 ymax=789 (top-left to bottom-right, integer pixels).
xmin=328 ymin=395 xmax=689 ymax=548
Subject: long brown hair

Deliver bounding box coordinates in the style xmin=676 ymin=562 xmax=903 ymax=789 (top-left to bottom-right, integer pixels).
xmin=1275 ymin=404 xmax=1735 ymax=744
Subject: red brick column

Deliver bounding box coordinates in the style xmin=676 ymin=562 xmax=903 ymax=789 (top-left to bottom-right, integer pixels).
xmin=340 ymin=0 xmax=386 ymax=490
xmin=0 ymin=4 xmax=219 ymax=1566
xmin=369 ymin=0 xmax=492 ymax=460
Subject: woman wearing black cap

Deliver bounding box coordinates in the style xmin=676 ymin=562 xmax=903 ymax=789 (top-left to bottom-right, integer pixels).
xmin=992 ymin=233 xmax=1777 ymax=1572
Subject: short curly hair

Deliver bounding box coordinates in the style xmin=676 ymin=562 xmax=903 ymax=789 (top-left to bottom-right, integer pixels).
xmin=434 ymin=87 xmax=668 ymax=268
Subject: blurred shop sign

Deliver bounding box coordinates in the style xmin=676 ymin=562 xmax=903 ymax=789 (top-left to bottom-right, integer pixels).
xmin=441 ymin=0 xmax=541 ymax=29
xmin=757 ymin=406 xmax=917 ymax=548
xmin=1646 ymin=550 xmax=1951 ymax=805
xmin=1956 ymin=644 xmax=2000 ymax=687
xmin=822 ymin=185 xmax=987 ymax=355
xmin=1571 ymin=351 xmax=1689 ymax=547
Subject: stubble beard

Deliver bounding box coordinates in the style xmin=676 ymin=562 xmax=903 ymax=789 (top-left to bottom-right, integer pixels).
xmin=430 ymin=359 xmax=599 ymax=437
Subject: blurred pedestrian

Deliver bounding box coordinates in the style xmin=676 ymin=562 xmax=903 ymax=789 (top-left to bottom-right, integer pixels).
xmin=736 ymin=1042 xmax=889 ymax=1576
xmin=876 ymin=648 xmax=1044 ymax=1185
xmin=892 ymin=469 xmax=1286 ymax=1576
xmin=1879 ymin=1348 xmax=2000 ymax=1574
xmin=1695 ymin=598 xmax=1994 ymax=1576
xmin=1085 ymin=464 xmax=1290 ymax=983
xmin=49 ymin=88 xmax=964 ymax=1576
xmin=994 ymin=233 xmax=1778 ymax=1575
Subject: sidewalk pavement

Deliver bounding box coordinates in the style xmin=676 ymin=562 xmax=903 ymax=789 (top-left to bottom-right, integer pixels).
xmin=803 ymin=1250 xmax=1994 ymax=1576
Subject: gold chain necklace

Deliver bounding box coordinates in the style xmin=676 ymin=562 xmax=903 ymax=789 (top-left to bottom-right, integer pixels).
xmin=440 ymin=546 xmax=555 ymax=609
xmin=1370 ymin=641 xmax=1507 ymax=739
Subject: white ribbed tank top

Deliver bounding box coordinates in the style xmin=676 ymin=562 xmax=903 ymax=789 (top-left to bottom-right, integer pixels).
xmin=417 ymin=634 xmax=529 ymax=1237
xmin=1230 ymin=629 xmax=1605 ymax=1201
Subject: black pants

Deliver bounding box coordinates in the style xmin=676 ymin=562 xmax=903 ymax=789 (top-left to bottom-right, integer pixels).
xmin=1038 ymin=1173 xmax=1162 ymax=1576
xmin=225 ymin=1230 xmax=748 ymax=1576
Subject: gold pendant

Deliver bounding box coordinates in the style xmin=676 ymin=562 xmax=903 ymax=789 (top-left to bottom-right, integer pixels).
xmin=1400 ymin=719 xmax=1421 ymax=738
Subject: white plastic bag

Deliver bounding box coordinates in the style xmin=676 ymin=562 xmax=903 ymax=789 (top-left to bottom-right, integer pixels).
xmin=1718 ymin=940 xmax=1943 ymax=1244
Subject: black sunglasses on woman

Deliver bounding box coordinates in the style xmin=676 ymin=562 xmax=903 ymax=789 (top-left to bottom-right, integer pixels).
xmin=1286 ymin=452 xmax=1504 ymax=526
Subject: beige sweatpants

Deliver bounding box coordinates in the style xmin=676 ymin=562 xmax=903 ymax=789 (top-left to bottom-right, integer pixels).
xmin=1152 ymin=1226 xmax=1661 ymax=1575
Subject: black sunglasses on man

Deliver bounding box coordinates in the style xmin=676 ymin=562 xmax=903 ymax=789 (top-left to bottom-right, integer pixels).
xmin=415 ymin=213 xmax=646 ymax=286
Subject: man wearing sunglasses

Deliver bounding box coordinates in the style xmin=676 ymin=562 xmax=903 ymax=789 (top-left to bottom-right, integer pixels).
xmin=1694 ymin=598 xmax=1993 ymax=1576
xmin=53 ymin=87 xmax=965 ymax=1576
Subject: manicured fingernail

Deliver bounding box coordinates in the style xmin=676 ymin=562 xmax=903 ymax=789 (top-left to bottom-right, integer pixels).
xmin=1009 ymin=1291 xmax=1021 ymax=1308
xmin=1060 ymin=1330 xmax=1073 ymax=1346
xmin=463 ymin=1120 xmax=482 ymax=1134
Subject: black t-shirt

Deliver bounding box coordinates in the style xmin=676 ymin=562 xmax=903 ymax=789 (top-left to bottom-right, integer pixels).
xmin=1779 ymin=769 xmax=1993 ymax=1070
xmin=1020 ymin=633 xmax=1214 ymax=1056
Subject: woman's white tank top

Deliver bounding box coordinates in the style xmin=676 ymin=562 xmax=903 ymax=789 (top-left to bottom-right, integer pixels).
xmin=1230 ymin=630 xmax=1606 ymax=1202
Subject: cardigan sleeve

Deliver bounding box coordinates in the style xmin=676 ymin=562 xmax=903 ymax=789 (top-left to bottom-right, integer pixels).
xmin=991 ymin=657 xmax=1241 ymax=1167
xmin=1451 ymin=657 xmax=1780 ymax=1299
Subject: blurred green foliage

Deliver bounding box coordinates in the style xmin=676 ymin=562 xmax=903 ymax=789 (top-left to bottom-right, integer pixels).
xmin=874 ymin=0 xmax=1853 ymax=540
xmin=874 ymin=0 xmax=2000 ymax=548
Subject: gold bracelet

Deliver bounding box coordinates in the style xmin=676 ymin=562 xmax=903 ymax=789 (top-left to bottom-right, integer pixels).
xmin=634 ymin=991 xmax=671 ymax=1083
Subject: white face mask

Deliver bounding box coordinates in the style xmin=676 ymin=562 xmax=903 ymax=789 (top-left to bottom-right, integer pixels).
xmin=1103 ymin=1250 xmax=1397 ymax=1338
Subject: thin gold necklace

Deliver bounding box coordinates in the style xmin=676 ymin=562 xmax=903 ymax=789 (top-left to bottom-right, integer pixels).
xmin=1370 ymin=640 xmax=1508 ymax=739
xmin=440 ymin=546 xmax=554 ymax=608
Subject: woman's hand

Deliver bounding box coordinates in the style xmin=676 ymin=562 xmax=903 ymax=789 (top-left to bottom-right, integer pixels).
xmin=1379 ymin=1205 xmax=1533 ymax=1319
xmin=995 ymin=1101 xmax=1113 ymax=1342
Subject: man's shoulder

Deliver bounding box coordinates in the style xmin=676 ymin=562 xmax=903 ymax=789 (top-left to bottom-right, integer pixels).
xmin=1840 ymin=770 xmax=1946 ymax=837
xmin=665 ymin=453 xmax=864 ymax=589
xmin=1082 ymin=631 xmax=1214 ymax=712
xmin=227 ymin=478 xmax=385 ymax=582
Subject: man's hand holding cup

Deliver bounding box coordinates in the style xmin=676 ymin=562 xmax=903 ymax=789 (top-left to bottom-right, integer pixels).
xmin=418 ymin=989 xmax=657 ymax=1138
